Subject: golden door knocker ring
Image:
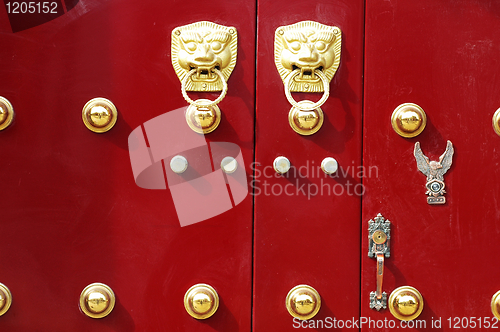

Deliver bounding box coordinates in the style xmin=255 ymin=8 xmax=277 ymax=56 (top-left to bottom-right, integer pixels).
xmin=284 ymin=69 xmax=330 ymax=111
xmin=181 ymin=68 xmax=228 ymax=108
xmin=181 ymin=68 xmax=227 ymax=134
xmin=284 ymin=69 xmax=329 ymax=135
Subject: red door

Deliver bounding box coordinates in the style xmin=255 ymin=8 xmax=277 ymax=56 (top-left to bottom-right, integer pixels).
xmin=0 ymin=0 xmax=255 ymax=330
xmin=362 ymin=0 xmax=500 ymax=330
xmin=2 ymin=1 xmax=500 ymax=331
xmin=254 ymin=0 xmax=364 ymax=330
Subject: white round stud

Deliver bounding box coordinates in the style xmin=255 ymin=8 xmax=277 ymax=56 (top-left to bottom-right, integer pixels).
xmin=273 ymin=156 xmax=291 ymax=174
xmin=321 ymin=157 xmax=338 ymax=175
xmin=170 ymin=155 xmax=188 ymax=174
xmin=221 ymin=157 xmax=238 ymax=174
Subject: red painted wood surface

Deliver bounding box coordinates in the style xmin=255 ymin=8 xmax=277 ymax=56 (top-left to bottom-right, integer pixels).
xmin=0 ymin=0 xmax=255 ymax=330
xmin=4 ymin=1 xmax=498 ymax=331
xmin=254 ymin=1 xmax=364 ymax=330
xmin=362 ymin=1 xmax=500 ymax=330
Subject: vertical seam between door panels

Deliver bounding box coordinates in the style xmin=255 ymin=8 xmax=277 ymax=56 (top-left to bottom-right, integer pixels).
xmin=251 ymin=0 xmax=259 ymax=331
xmin=360 ymin=0 xmax=366 ymax=331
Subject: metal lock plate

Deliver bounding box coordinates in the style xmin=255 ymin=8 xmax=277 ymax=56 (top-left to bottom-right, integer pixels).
xmin=274 ymin=21 xmax=341 ymax=92
xmin=372 ymin=230 xmax=387 ymax=244
xmin=368 ymin=213 xmax=390 ymax=259
xmin=172 ymin=21 xmax=237 ymax=92
xmin=368 ymin=213 xmax=391 ymax=311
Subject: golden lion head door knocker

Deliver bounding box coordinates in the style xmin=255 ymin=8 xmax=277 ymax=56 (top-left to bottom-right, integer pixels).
xmin=172 ymin=21 xmax=237 ymax=134
xmin=274 ymin=21 xmax=341 ymax=135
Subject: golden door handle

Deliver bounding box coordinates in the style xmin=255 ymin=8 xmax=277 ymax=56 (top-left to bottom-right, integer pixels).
xmin=82 ymin=98 xmax=118 ymax=133
xmin=184 ymin=284 xmax=219 ymax=320
xmin=171 ymin=21 xmax=237 ymax=134
xmin=274 ymin=21 xmax=341 ymax=135
xmin=391 ymin=103 xmax=427 ymax=138
xmin=368 ymin=214 xmax=391 ymax=311
xmin=0 ymin=96 xmax=15 ymax=131
xmin=389 ymin=286 xmax=424 ymax=321
xmin=376 ymin=252 xmax=384 ymax=300
xmin=0 ymin=283 xmax=12 ymax=316
xmin=491 ymin=291 xmax=500 ymax=320
xmin=79 ymin=283 xmax=116 ymax=319
xmin=286 ymin=285 xmax=321 ymax=321
xmin=493 ymin=108 xmax=500 ymax=136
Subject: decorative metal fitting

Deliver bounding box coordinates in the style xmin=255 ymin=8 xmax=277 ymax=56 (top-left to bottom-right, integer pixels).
xmin=286 ymin=285 xmax=321 ymax=321
xmin=172 ymin=21 xmax=237 ymax=92
xmin=184 ymin=284 xmax=219 ymax=320
xmin=389 ymin=286 xmax=424 ymax=321
xmin=221 ymin=156 xmax=238 ymax=174
xmin=170 ymin=155 xmax=189 ymax=174
xmin=171 ymin=21 xmax=237 ymax=134
xmin=82 ymin=98 xmax=118 ymax=133
xmin=274 ymin=21 xmax=341 ymax=135
xmin=414 ymin=140 xmax=454 ymax=205
xmin=391 ymin=103 xmax=427 ymax=138
xmin=273 ymin=156 xmax=291 ymax=174
xmin=493 ymin=108 xmax=500 ymax=136
xmin=491 ymin=290 xmax=500 ymax=320
xmin=321 ymin=157 xmax=338 ymax=175
xmin=79 ymin=283 xmax=116 ymax=319
xmin=368 ymin=213 xmax=391 ymax=311
xmin=0 ymin=283 xmax=12 ymax=316
xmin=275 ymin=21 xmax=341 ymax=92
xmin=0 ymin=97 xmax=15 ymax=131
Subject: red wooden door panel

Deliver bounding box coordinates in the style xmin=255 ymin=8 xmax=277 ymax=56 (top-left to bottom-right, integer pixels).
xmin=363 ymin=0 xmax=500 ymax=330
xmin=0 ymin=0 xmax=255 ymax=330
xmin=254 ymin=1 xmax=364 ymax=330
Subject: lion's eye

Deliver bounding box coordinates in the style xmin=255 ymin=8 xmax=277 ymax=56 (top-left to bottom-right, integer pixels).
xmin=315 ymin=41 xmax=326 ymax=52
xmin=211 ymin=41 xmax=222 ymax=52
xmin=289 ymin=41 xmax=301 ymax=52
xmin=185 ymin=42 xmax=197 ymax=52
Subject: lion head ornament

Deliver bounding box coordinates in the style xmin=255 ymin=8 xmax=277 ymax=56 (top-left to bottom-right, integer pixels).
xmin=172 ymin=21 xmax=237 ymax=92
xmin=275 ymin=21 xmax=341 ymax=92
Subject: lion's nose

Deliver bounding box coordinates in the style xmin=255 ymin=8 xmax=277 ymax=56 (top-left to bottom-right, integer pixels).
xmin=298 ymin=45 xmax=319 ymax=63
xmin=194 ymin=44 xmax=215 ymax=62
